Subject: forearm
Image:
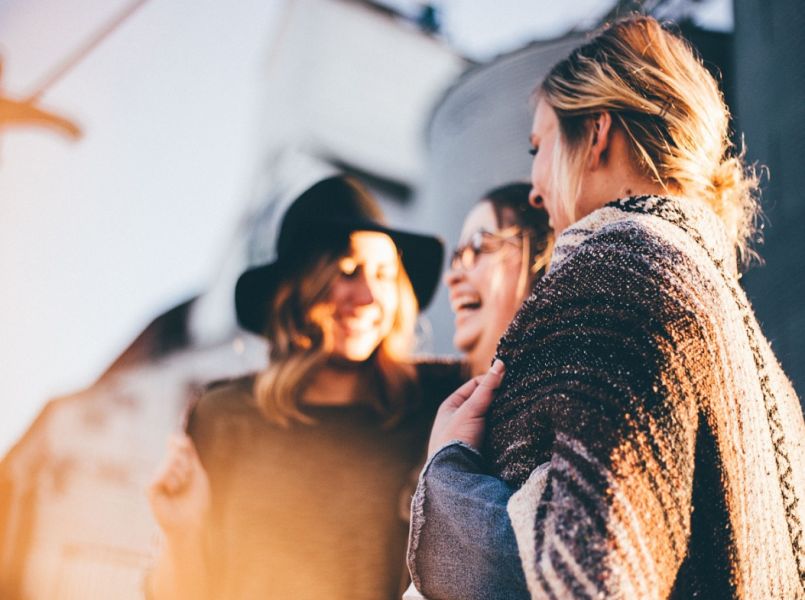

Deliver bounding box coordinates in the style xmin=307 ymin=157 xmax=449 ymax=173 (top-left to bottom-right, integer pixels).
xmin=408 ymin=442 xmax=529 ymax=600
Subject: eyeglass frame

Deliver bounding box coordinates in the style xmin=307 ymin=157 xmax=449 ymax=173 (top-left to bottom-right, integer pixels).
xmin=449 ymin=226 xmax=525 ymax=271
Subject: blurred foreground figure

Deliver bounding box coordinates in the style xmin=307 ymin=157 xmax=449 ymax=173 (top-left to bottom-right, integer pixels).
xmin=147 ymin=176 xmax=462 ymax=600
xmin=409 ymin=16 xmax=805 ymax=600
xmin=0 ymin=300 xmax=264 ymax=599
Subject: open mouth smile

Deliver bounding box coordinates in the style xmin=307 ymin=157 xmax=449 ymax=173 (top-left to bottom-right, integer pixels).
xmin=451 ymin=294 xmax=482 ymax=313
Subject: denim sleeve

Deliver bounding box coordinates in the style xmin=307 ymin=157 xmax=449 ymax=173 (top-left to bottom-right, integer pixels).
xmin=407 ymin=442 xmax=529 ymax=600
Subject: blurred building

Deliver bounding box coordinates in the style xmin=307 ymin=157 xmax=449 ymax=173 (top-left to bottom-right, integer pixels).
xmin=0 ymin=1 xmax=464 ymax=597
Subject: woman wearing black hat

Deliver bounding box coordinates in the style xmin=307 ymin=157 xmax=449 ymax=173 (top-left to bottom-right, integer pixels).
xmin=146 ymin=175 xmax=464 ymax=600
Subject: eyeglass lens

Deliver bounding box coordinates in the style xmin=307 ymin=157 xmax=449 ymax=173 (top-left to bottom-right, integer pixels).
xmin=450 ymin=229 xmax=521 ymax=271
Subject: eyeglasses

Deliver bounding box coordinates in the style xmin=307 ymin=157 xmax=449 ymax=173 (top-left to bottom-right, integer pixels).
xmin=449 ymin=227 xmax=523 ymax=271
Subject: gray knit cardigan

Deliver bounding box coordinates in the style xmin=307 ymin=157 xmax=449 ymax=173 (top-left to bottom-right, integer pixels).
xmin=486 ymin=196 xmax=805 ymax=599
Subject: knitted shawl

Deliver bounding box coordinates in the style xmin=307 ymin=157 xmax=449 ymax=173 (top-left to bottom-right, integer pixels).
xmin=486 ymin=196 xmax=805 ymax=599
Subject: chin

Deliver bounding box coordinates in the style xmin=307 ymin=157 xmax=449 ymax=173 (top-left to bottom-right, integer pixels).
xmin=336 ymin=340 xmax=381 ymax=363
xmin=453 ymin=334 xmax=477 ymax=356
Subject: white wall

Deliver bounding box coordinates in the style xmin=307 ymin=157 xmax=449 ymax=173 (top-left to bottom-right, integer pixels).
xmin=0 ymin=0 xmax=282 ymax=456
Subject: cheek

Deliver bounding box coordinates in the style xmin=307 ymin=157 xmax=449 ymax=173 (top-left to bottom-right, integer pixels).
xmin=308 ymin=302 xmax=334 ymax=331
xmin=531 ymin=156 xmax=551 ymax=193
xmin=494 ymin=255 xmax=527 ymax=304
xmin=376 ymin=285 xmax=399 ymax=324
xmin=472 ymin=258 xmax=516 ymax=304
xmin=529 ymin=158 xmax=540 ymax=189
xmin=463 ymin=262 xmax=491 ymax=297
xmin=325 ymin=280 xmax=345 ymax=305
xmin=497 ymin=259 xmax=525 ymax=301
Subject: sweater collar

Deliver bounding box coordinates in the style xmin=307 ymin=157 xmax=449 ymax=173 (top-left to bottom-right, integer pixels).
xmin=550 ymin=195 xmax=738 ymax=277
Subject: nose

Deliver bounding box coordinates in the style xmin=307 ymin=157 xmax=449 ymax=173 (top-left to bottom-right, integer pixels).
xmin=350 ymin=271 xmax=376 ymax=307
xmin=444 ymin=262 xmax=465 ymax=288
xmin=528 ymin=188 xmax=543 ymax=208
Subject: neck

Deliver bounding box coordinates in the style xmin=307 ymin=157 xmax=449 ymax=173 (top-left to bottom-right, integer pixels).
xmin=577 ymin=127 xmax=668 ymax=221
xmin=577 ymin=175 xmax=667 ymax=223
xmin=467 ymin=353 xmax=486 ymax=378
xmin=613 ymin=179 xmax=668 ymax=201
xmin=302 ymin=360 xmax=375 ymax=407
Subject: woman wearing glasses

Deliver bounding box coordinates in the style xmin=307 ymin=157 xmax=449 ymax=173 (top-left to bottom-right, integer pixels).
xmin=445 ymin=183 xmax=553 ymax=377
xmin=401 ymin=184 xmax=552 ymax=600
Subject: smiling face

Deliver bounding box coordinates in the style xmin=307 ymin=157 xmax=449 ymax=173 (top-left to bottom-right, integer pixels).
xmin=313 ymin=230 xmax=400 ymax=363
xmin=445 ymin=202 xmax=528 ymax=376
xmin=528 ymin=98 xmax=576 ymax=235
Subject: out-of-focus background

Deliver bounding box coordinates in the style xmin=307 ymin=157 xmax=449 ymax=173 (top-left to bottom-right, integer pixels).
xmin=0 ymin=0 xmax=802 ymax=598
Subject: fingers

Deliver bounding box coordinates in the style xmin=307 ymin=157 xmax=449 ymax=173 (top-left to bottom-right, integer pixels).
xmin=149 ymin=434 xmax=201 ymax=498
xmin=458 ymin=359 xmax=505 ymax=419
xmin=171 ymin=433 xmax=205 ymax=467
xmin=427 ymin=360 xmax=506 ymax=456
xmin=478 ymin=359 xmax=505 ymax=391
xmin=439 ymin=376 xmax=483 ymax=411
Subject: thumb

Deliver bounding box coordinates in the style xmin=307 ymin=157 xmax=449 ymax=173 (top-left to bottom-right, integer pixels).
xmin=460 ymin=359 xmax=505 ymax=418
xmin=478 ymin=358 xmax=505 ymax=391
xmin=169 ymin=433 xmax=204 ymax=470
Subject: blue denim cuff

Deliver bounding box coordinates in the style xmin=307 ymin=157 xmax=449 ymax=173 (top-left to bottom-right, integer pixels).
xmin=422 ymin=440 xmax=484 ymax=474
xmin=407 ymin=441 xmax=528 ymax=599
xmin=409 ymin=442 xmax=484 ymax=591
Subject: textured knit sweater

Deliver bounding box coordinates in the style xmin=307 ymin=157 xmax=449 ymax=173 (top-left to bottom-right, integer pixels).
xmin=486 ymin=196 xmax=805 ymax=599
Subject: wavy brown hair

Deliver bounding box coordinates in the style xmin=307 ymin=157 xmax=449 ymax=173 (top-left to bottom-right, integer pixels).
xmin=538 ymin=16 xmax=761 ymax=268
xmin=253 ymin=241 xmax=419 ymax=428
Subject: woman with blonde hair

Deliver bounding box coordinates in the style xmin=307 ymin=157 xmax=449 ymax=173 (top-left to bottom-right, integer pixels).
xmin=147 ymin=175 xmax=463 ymax=600
xmin=409 ymin=16 xmax=805 ymax=599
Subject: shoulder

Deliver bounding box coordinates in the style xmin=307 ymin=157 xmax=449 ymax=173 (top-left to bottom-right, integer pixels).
xmin=525 ymin=212 xmax=700 ymax=322
xmin=186 ymin=374 xmax=269 ymax=472
xmin=188 ymin=375 xmax=258 ymax=436
xmin=0 ymin=396 xmax=66 ymax=474
xmin=550 ymin=197 xmax=724 ymax=290
xmin=505 ymin=221 xmax=704 ymax=364
xmin=0 ymin=386 xmax=119 ymax=473
xmin=567 ymin=214 xmax=680 ymax=269
xmin=198 ymin=375 xmax=255 ymax=408
xmin=498 ymin=209 xmax=713 ymax=405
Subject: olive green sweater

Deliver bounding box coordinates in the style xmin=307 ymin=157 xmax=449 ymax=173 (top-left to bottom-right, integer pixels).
xmin=189 ymin=361 xmax=463 ymax=600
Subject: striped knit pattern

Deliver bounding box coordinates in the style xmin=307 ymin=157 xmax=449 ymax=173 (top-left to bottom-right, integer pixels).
xmin=487 ymin=196 xmax=805 ymax=599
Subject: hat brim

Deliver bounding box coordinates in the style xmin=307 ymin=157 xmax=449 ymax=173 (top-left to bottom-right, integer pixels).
xmin=235 ymin=220 xmax=443 ymax=336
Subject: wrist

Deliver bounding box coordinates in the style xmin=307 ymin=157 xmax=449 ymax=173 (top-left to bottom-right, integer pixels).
xmin=426 ymin=439 xmax=484 ymax=466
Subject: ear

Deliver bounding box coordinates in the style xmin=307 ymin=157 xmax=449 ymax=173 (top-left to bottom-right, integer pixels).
xmin=588 ymin=111 xmax=613 ymax=170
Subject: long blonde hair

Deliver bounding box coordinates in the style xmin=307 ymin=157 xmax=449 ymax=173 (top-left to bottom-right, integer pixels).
xmin=539 ymin=16 xmax=761 ymax=267
xmin=253 ymin=243 xmax=419 ymax=428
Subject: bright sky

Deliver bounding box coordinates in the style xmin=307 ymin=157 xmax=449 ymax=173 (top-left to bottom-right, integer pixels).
xmin=0 ymin=0 xmax=730 ymax=457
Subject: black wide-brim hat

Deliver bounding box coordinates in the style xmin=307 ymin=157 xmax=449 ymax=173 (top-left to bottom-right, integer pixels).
xmin=235 ymin=175 xmax=444 ymax=336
